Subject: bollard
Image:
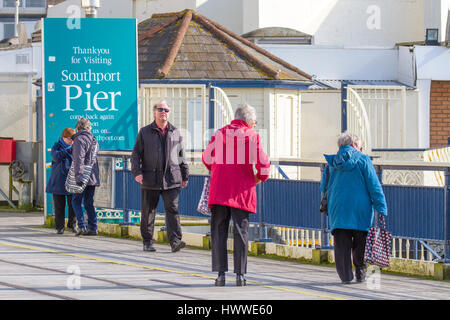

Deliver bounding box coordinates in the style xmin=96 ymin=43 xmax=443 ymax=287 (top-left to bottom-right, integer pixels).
xmin=18 ymin=180 xmax=32 ymax=210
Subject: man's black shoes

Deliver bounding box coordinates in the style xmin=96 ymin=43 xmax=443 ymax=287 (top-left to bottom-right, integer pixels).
xmin=171 ymin=241 xmax=186 ymax=252
xmin=143 ymin=243 xmax=156 ymax=252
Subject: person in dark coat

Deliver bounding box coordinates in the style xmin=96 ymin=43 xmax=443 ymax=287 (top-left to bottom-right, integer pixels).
xmin=202 ymin=104 xmax=270 ymax=287
xmin=320 ymin=132 xmax=387 ymax=284
xmin=71 ymin=117 xmax=100 ymax=236
xmin=46 ymin=128 xmax=77 ymax=234
xmin=131 ymin=100 xmax=189 ymax=253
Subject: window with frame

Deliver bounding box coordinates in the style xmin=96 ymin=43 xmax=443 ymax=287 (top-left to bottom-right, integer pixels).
xmin=25 ymin=0 xmax=45 ymax=7
xmin=3 ymin=0 xmax=16 ymax=7
xmin=3 ymin=23 xmax=15 ymax=39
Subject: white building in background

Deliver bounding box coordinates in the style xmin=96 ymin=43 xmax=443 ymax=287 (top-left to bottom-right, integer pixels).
xmin=48 ymin=0 xmax=447 ymax=48
xmin=0 ymin=0 xmax=448 ymax=202
xmin=46 ymin=0 xmax=450 ymax=150
xmin=0 ymin=0 xmax=47 ymax=41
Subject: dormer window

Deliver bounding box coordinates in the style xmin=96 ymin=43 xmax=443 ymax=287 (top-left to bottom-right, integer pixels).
xmin=242 ymin=27 xmax=312 ymax=45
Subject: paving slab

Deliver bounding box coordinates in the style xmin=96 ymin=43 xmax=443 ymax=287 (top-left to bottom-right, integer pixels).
xmin=0 ymin=212 xmax=449 ymax=302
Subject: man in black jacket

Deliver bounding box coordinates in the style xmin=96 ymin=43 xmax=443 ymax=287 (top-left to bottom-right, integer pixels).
xmin=131 ymin=100 xmax=189 ymax=252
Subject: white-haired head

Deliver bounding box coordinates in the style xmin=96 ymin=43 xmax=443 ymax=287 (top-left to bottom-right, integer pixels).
xmin=75 ymin=117 xmax=91 ymax=131
xmin=338 ymin=132 xmax=362 ymax=149
xmin=153 ymin=99 xmax=170 ymax=111
xmin=234 ymin=104 xmax=257 ymax=123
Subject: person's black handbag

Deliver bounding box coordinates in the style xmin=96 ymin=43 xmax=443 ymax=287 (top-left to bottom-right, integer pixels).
xmin=319 ymin=165 xmax=329 ymax=215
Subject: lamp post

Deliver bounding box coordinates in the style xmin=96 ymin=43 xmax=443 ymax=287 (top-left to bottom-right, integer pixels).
xmin=81 ymin=0 xmax=101 ymax=18
xmin=14 ymin=0 xmax=20 ymax=37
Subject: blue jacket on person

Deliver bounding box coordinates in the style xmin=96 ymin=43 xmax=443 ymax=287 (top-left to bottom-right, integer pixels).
xmin=45 ymin=138 xmax=73 ymax=195
xmin=320 ymin=145 xmax=387 ymax=233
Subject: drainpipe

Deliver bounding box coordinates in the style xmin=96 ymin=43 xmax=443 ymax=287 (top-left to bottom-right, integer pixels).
xmin=14 ymin=0 xmax=20 ymax=37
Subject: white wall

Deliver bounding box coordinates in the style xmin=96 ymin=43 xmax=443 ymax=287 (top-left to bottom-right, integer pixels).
xmin=300 ymin=90 xmax=341 ymax=180
xmin=47 ymin=0 xmax=133 ymax=18
xmin=0 ymin=78 xmax=31 ymax=202
xmin=134 ymin=0 xmax=243 ymax=33
xmin=134 ymin=0 xmax=196 ymax=21
xmin=415 ymin=46 xmax=450 ymax=81
xmin=398 ymin=46 xmax=416 ymax=87
xmin=417 ymin=79 xmax=431 ymax=148
xmin=260 ymin=44 xmax=398 ymax=80
xmin=0 ymin=46 xmax=33 ymax=73
xmin=245 ymin=0 xmax=425 ymax=48
xmin=405 ymin=89 xmax=421 ymax=148
xmin=423 ymin=0 xmax=450 ymax=42
xmin=48 ymin=0 xmax=435 ymax=49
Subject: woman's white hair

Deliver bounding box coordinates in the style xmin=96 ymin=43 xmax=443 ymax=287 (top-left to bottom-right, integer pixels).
xmin=75 ymin=117 xmax=91 ymax=131
xmin=234 ymin=103 xmax=257 ymax=122
xmin=338 ymin=131 xmax=362 ymax=148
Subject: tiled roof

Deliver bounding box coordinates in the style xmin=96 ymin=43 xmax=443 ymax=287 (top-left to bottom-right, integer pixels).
xmin=138 ymin=9 xmax=312 ymax=81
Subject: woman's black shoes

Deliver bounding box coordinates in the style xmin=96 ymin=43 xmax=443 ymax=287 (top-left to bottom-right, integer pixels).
xmin=75 ymin=227 xmax=88 ymax=236
xmin=75 ymin=228 xmax=97 ymax=236
xmin=236 ymin=274 xmax=246 ymax=286
xmin=215 ymin=273 xmax=225 ymax=286
xmin=215 ymin=273 xmax=247 ymax=286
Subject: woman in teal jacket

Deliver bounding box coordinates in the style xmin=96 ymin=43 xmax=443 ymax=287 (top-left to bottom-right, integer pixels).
xmin=320 ymin=132 xmax=387 ymax=284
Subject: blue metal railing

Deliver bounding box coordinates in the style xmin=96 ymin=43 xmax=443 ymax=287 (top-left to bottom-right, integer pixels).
xmin=98 ymin=151 xmax=450 ymax=263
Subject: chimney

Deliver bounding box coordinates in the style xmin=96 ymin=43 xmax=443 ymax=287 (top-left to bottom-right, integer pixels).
xmin=81 ymin=0 xmax=101 ymax=18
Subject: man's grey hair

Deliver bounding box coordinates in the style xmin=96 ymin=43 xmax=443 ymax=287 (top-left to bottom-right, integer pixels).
xmin=153 ymin=99 xmax=170 ymax=110
xmin=75 ymin=117 xmax=91 ymax=131
xmin=234 ymin=104 xmax=257 ymax=122
xmin=338 ymin=132 xmax=362 ymax=148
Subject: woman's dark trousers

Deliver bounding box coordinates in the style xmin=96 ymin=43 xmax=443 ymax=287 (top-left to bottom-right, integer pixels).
xmin=53 ymin=194 xmax=76 ymax=230
xmin=140 ymin=188 xmax=183 ymax=246
xmin=333 ymin=229 xmax=368 ymax=282
xmin=211 ymin=205 xmax=250 ymax=275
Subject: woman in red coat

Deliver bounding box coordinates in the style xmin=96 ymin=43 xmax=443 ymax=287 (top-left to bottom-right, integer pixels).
xmin=202 ymin=104 xmax=270 ymax=286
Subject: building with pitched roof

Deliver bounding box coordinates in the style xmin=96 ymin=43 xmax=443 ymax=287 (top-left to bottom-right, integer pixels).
xmin=137 ymin=9 xmax=317 ymax=178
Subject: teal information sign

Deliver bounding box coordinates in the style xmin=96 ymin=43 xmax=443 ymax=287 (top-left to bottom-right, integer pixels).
xmin=43 ymin=18 xmax=138 ymax=215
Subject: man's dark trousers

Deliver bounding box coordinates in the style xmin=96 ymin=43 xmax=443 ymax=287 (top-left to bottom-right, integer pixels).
xmin=211 ymin=205 xmax=250 ymax=275
xmin=333 ymin=229 xmax=368 ymax=282
xmin=141 ymin=188 xmax=182 ymax=246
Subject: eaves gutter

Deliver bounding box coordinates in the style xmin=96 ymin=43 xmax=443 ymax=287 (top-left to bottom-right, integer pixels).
xmin=139 ymin=78 xmax=313 ymax=89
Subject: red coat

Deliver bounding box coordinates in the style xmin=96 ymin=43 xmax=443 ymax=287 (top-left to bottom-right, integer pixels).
xmin=202 ymin=120 xmax=270 ymax=213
